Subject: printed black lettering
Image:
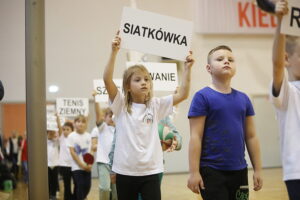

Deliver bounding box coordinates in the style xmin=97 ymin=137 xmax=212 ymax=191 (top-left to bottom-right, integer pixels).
xmin=290 ymin=7 xmax=300 ymax=28
xmin=123 ymin=23 xmax=130 ymax=34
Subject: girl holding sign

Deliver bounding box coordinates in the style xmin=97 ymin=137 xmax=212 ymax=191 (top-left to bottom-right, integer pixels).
xmin=103 ymin=31 xmax=194 ymax=200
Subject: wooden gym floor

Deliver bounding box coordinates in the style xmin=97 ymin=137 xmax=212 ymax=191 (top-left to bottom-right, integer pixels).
xmin=1 ymin=168 xmax=288 ymax=200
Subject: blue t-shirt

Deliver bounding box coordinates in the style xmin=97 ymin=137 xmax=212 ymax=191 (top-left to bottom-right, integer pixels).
xmin=188 ymin=87 xmax=255 ymax=170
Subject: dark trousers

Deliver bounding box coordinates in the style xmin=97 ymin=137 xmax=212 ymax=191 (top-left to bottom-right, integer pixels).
xmin=11 ymin=153 xmax=19 ymax=179
xmin=285 ymin=180 xmax=300 ymax=200
xmin=200 ymin=167 xmax=249 ymax=200
xmin=48 ymin=167 xmax=59 ymax=197
xmin=72 ymin=170 xmax=91 ymax=200
xmin=116 ymin=173 xmax=161 ymax=200
xmin=59 ymin=166 xmax=72 ymax=200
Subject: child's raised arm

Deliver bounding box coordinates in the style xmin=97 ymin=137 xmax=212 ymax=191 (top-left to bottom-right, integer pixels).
xmin=103 ymin=31 xmax=121 ymax=102
xmin=173 ymin=51 xmax=194 ymax=105
xmin=272 ymin=0 xmax=288 ymax=96
xmin=55 ymin=113 xmax=62 ymax=136
xmin=92 ymin=91 xmax=104 ymax=126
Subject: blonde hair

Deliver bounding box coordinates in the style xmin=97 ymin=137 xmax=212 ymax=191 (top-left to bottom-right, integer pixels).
xmin=286 ymin=36 xmax=300 ymax=56
xmin=207 ymin=45 xmax=232 ymax=64
xmin=102 ymin=107 xmax=113 ymax=117
xmin=122 ymin=65 xmax=153 ymax=114
xmin=74 ymin=114 xmax=87 ymax=123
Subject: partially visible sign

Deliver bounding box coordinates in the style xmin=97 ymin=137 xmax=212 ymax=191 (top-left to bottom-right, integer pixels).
xmin=46 ymin=104 xmax=56 ymax=115
xmin=195 ymin=0 xmax=277 ymax=34
xmin=93 ymin=79 xmax=123 ymax=102
xmin=56 ymin=98 xmax=89 ymax=117
xmin=281 ymin=0 xmax=300 ymax=36
xmin=46 ymin=115 xmax=58 ymax=131
xmin=126 ymin=62 xmax=178 ymax=91
xmin=120 ymin=7 xmax=193 ymax=61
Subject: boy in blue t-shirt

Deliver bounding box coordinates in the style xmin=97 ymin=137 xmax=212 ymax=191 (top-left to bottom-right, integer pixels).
xmin=187 ymin=45 xmax=263 ymax=200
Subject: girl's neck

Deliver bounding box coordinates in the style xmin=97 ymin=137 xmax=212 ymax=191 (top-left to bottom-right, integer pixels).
xmin=131 ymin=94 xmax=147 ymax=104
xmin=211 ymin=79 xmax=232 ymax=93
xmin=76 ymin=130 xmax=85 ymax=134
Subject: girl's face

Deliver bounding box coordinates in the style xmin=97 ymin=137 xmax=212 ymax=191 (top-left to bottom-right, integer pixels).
xmin=62 ymin=125 xmax=73 ymax=137
xmin=74 ymin=119 xmax=87 ymax=133
xmin=129 ymin=71 xmax=151 ymax=103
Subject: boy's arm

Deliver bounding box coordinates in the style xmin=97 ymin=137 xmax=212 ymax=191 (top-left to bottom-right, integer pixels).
xmin=91 ymin=138 xmax=98 ymax=153
xmin=245 ymin=116 xmax=263 ymax=191
xmin=92 ymin=91 xmax=104 ymax=126
xmin=187 ymin=116 xmax=206 ymax=194
xmin=103 ymin=32 xmax=121 ymax=102
xmin=69 ymin=147 xmax=91 ymax=172
xmin=173 ymin=52 xmax=194 ymax=105
xmin=272 ymin=0 xmax=289 ymax=96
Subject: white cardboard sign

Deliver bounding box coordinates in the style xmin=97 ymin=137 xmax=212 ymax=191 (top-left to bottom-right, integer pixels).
xmin=281 ymin=0 xmax=300 ymax=36
xmin=93 ymin=79 xmax=123 ymax=102
xmin=56 ymin=98 xmax=89 ymax=117
xmin=120 ymin=7 xmax=193 ymax=61
xmin=126 ymin=62 xmax=178 ymax=91
xmin=46 ymin=115 xmax=58 ymax=131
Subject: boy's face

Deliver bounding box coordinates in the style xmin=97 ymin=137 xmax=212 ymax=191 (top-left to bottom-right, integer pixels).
xmin=74 ymin=119 xmax=87 ymax=133
xmin=207 ymin=49 xmax=236 ymax=79
xmin=47 ymin=130 xmax=56 ymax=139
xmin=287 ymin=43 xmax=300 ymax=80
xmin=105 ymin=113 xmax=114 ymax=126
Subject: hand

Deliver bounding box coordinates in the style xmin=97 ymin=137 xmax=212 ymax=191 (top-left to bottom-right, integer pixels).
xmin=84 ymin=164 xmax=92 ymax=172
xmin=275 ymin=0 xmax=288 ymax=17
xmin=184 ymin=51 xmax=195 ymax=69
xmin=187 ymin=172 xmax=205 ymax=194
xmin=92 ymin=90 xmax=98 ymax=98
xmin=166 ymin=136 xmax=178 ymax=152
xmin=253 ymin=170 xmax=263 ymax=191
xmin=161 ymin=139 xmax=172 ymax=151
xmin=112 ymin=31 xmax=121 ymax=53
xmin=110 ymin=173 xmax=116 ymax=184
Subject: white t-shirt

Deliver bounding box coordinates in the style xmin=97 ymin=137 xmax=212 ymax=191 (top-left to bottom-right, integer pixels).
xmin=47 ymin=138 xmax=59 ymax=167
xmin=12 ymin=138 xmax=19 ymax=153
xmin=110 ymin=91 xmax=173 ymax=176
xmin=270 ymin=72 xmax=300 ymax=181
xmin=91 ymin=123 xmax=115 ymax=164
xmin=67 ymin=131 xmax=91 ymax=171
xmin=58 ymin=134 xmax=72 ymax=167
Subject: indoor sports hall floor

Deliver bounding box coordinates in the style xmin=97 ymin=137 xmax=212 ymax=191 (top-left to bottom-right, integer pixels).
xmin=3 ymin=168 xmax=288 ymax=200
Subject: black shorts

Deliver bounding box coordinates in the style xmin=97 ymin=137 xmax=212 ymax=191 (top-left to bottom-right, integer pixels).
xmin=200 ymin=167 xmax=249 ymax=200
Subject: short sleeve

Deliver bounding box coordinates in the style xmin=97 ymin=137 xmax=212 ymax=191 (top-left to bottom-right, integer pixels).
xmin=245 ymin=94 xmax=255 ymax=116
xmin=67 ymin=133 xmax=74 ymax=148
xmin=109 ymin=91 xmax=124 ymax=117
xmin=156 ymin=95 xmax=173 ymax=121
xmin=91 ymin=127 xmax=99 ymax=138
xmin=270 ymin=72 xmax=289 ymax=110
xmin=188 ymin=92 xmax=208 ymax=118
